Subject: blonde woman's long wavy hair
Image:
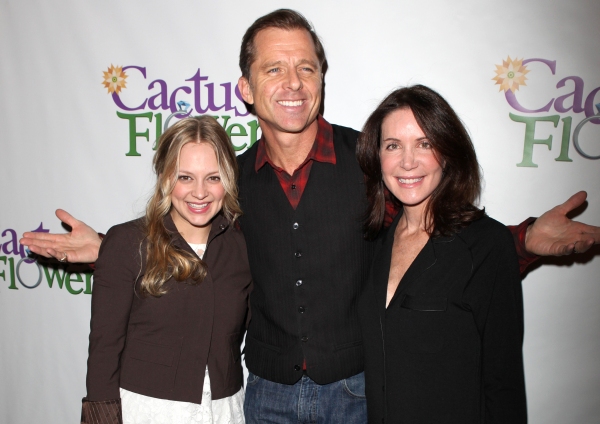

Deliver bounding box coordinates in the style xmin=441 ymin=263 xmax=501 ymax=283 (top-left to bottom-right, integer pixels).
xmin=140 ymin=116 xmax=242 ymax=296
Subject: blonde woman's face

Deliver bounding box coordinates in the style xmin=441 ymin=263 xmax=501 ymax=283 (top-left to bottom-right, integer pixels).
xmin=169 ymin=142 xmax=225 ymax=243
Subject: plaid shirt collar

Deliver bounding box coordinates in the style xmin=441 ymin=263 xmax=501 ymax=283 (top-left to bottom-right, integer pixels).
xmin=254 ymin=115 xmax=336 ymax=173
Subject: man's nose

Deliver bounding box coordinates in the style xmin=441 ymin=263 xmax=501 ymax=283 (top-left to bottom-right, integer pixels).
xmin=286 ymin=70 xmax=303 ymax=90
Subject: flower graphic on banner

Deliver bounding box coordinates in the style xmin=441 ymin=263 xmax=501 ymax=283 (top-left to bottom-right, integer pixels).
xmin=102 ymin=65 xmax=128 ymax=94
xmin=492 ymin=57 xmax=529 ymax=93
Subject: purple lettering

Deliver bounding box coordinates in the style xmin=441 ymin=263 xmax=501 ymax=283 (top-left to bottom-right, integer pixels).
xmin=186 ymin=69 xmax=209 ymax=114
xmin=113 ymin=66 xmax=148 ymax=111
xmin=584 ymin=87 xmax=600 ymax=125
xmin=169 ymin=86 xmax=193 ymax=114
xmin=554 ymin=76 xmax=584 ymax=114
xmin=2 ymin=229 xmax=19 ymax=256
xmin=148 ymin=79 xmax=169 ymax=111
xmin=505 ymin=58 xmax=556 ymax=113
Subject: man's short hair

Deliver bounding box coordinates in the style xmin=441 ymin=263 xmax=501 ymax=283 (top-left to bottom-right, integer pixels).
xmin=239 ymin=9 xmax=327 ymax=79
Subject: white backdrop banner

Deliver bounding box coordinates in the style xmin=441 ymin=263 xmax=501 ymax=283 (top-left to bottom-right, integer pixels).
xmin=1 ymin=1 xmax=599 ymax=423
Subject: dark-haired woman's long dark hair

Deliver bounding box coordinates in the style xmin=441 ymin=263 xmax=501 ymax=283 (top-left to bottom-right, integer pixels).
xmin=357 ymin=84 xmax=485 ymax=239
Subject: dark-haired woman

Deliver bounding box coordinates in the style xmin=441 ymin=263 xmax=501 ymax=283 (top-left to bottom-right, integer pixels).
xmin=81 ymin=116 xmax=251 ymax=424
xmin=357 ymin=85 xmax=527 ymax=423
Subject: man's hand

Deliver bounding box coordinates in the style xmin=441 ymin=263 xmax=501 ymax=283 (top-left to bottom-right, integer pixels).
xmin=20 ymin=209 xmax=102 ymax=264
xmin=526 ymin=191 xmax=600 ymax=256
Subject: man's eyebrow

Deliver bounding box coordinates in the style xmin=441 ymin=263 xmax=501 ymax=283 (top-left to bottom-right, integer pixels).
xmin=297 ymin=58 xmax=318 ymax=67
xmin=260 ymin=60 xmax=285 ymax=69
xmin=260 ymin=59 xmax=319 ymax=69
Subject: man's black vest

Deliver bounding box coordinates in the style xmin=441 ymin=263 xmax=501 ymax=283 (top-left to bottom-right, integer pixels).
xmin=237 ymin=124 xmax=375 ymax=385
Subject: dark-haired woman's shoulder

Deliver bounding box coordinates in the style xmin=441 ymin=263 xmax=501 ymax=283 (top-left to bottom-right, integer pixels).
xmin=458 ymin=214 xmax=517 ymax=255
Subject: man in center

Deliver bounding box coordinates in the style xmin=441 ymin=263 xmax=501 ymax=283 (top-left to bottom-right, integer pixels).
xmin=236 ymin=10 xmax=371 ymax=423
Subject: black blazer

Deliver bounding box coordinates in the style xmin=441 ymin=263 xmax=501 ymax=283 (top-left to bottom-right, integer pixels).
xmin=359 ymin=214 xmax=527 ymax=423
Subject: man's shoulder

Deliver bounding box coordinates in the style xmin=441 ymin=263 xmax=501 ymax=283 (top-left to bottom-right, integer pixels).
xmin=236 ymin=142 xmax=257 ymax=166
xmin=330 ymin=122 xmax=360 ymax=141
xmin=236 ymin=142 xmax=259 ymax=178
xmin=329 ymin=123 xmax=360 ymax=160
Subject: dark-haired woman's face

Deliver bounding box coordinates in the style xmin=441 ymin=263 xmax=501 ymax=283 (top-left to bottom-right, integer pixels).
xmin=380 ymin=108 xmax=443 ymax=210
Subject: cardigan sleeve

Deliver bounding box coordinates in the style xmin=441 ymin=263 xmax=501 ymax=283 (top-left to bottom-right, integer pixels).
xmin=467 ymin=224 xmax=528 ymax=424
xmin=81 ymin=397 xmax=122 ymax=423
xmin=84 ymin=223 xmax=141 ymax=409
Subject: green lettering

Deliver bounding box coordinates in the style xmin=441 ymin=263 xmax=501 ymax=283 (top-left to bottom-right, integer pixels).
xmin=247 ymin=120 xmax=260 ymax=148
xmin=44 ymin=266 xmax=66 ymax=289
xmin=220 ymin=115 xmax=231 ymax=128
xmin=153 ymin=113 xmax=163 ymax=150
xmin=84 ymin=272 xmax=93 ymax=295
xmin=116 ymin=111 xmax=154 ymax=156
xmin=0 ymin=256 xmax=17 ymax=290
xmin=555 ymin=116 xmax=573 ymax=162
xmin=227 ymin=123 xmax=248 ymax=151
xmin=510 ymin=113 xmax=560 ymax=167
xmin=65 ymin=272 xmax=84 ymax=295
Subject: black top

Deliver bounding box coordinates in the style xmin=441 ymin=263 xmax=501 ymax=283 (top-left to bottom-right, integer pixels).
xmin=237 ymin=124 xmax=376 ymax=385
xmin=359 ymin=213 xmax=527 ymax=423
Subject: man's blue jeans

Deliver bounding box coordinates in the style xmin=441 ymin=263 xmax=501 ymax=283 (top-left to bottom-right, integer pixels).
xmin=244 ymin=371 xmax=367 ymax=423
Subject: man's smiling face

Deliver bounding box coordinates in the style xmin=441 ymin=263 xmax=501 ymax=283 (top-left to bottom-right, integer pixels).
xmin=238 ymin=27 xmax=322 ymax=139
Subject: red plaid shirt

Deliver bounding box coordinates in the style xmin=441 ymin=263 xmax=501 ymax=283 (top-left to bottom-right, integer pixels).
xmin=255 ymin=115 xmax=335 ymax=209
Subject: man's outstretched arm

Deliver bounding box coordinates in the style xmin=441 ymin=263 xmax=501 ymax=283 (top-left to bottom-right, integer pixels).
xmin=21 ymin=191 xmax=600 ymax=268
xmin=524 ymin=191 xmax=600 ymax=256
xmin=20 ymin=209 xmax=102 ymax=263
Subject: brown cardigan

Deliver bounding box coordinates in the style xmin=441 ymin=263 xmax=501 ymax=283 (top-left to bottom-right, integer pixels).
xmin=81 ymin=214 xmax=252 ymax=423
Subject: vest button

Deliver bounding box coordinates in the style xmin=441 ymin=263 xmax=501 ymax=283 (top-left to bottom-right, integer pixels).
xmin=301 ymin=336 xmax=308 ymax=342
xmin=296 ymin=279 xmax=303 ymax=287
xmin=293 ymin=222 xmax=299 ymax=229
xmin=295 ymin=251 xmax=302 ymax=258
xmin=291 ymin=184 xmax=297 ymax=190
xmin=298 ymin=306 xmax=305 ymax=313
xmin=294 ymin=365 xmax=301 ymax=371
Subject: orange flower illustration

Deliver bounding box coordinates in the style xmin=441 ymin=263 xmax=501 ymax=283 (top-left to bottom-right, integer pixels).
xmin=493 ymin=57 xmax=529 ymax=93
xmin=102 ymin=65 xmax=128 ymax=94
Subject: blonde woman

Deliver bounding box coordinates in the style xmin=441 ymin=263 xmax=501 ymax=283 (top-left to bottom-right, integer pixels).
xmin=81 ymin=116 xmax=251 ymax=424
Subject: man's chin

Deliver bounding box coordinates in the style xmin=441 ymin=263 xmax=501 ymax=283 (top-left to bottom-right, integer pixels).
xmin=272 ymin=117 xmax=319 ymax=135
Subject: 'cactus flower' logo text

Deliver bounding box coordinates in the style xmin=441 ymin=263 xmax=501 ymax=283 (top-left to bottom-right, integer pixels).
xmin=493 ymin=57 xmax=599 ymax=167
xmin=100 ymin=64 xmax=258 ymax=156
